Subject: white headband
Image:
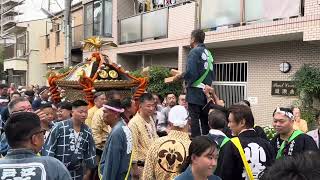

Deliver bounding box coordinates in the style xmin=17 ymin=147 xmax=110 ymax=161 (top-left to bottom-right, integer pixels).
xmin=275 ymin=107 xmax=294 ymax=120
xmin=103 ymin=104 xmax=124 ymax=113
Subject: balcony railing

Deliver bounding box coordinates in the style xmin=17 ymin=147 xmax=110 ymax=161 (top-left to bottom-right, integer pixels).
xmin=2 ymin=16 xmax=15 ymax=26
xmin=1 ymin=0 xmax=19 ymax=5
xmin=200 ymin=0 xmax=303 ymax=30
xmin=72 ymin=24 xmax=84 ymax=48
xmin=120 ymin=8 xmax=168 ymax=44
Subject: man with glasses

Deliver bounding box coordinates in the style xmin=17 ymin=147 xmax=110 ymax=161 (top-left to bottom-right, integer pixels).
xmin=0 ymin=112 xmax=72 ymax=179
xmin=0 ymin=97 xmax=46 ymax=156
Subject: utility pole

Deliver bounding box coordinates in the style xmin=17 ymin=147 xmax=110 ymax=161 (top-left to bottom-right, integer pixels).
xmin=64 ymin=0 xmax=72 ymax=67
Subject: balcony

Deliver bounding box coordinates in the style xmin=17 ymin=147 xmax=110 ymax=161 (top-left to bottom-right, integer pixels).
xmin=200 ymin=0 xmax=303 ymax=30
xmin=1 ymin=0 xmax=20 ymax=5
xmin=120 ymin=8 xmax=168 ymax=44
xmin=1 ymin=6 xmax=20 ymax=16
xmin=3 ymin=43 xmax=27 ymax=71
xmin=2 ymin=16 xmax=15 ymax=26
xmin=72 ymin=24 xmax=84 ymax=48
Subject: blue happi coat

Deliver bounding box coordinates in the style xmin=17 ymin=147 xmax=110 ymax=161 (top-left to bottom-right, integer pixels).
xmin=100 ymin=119 xmax=133 ymax=180
xmin=43 ymin=119 xmax=97 ymax=180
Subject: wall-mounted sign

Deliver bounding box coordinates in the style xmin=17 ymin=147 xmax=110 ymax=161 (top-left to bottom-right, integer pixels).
xmin=247 ymin=97 xmax=258 ymax=105
xmin=271 ymin=81 xmax=297 ymax=96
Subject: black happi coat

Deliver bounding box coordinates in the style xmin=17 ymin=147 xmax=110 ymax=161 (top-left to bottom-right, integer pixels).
xmin=271 ymin=133 xmax=318 ymax=157
xmin=215 ymin=130 xmax=275 ymax=180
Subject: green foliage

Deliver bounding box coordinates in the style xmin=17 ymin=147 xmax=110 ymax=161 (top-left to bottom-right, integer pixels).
xmin=130 ymin=66 xmax=183 ymax=98
xmin=301 ymin=109 xmax=317 ymax=130
xmin=292 ymin=64 xmax=320 ymax=100
xmin=263 ymin=126 xmax=277 ymax=140
xmin=129 ymin=69 xmax=143 ymax=78
xmin=58 ymin=66 xmax=73 ymax=74
xmin=292 ymin=64 xmax=320 ymax=130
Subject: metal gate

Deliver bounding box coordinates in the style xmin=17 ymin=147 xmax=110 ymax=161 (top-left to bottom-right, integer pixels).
xmin=212 ymin=61 xmax=248 ymax=107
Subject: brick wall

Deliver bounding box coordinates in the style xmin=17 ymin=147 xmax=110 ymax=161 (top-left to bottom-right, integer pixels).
xmin=213 ymin=41 xmax=320 ymax=126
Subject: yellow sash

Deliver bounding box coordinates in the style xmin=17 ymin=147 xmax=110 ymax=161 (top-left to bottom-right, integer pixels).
xmin=231 ymin=137 xmax=254 ymax=180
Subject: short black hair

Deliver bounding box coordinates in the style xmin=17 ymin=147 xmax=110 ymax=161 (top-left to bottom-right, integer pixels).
xmin=121 ymin=97 xmax=133 ymax=109
xmin=38 ymin=86 xmax=49 ymax=95
xmin=0 ymin=84 xmax=8 ymax=89
xmin=165 ymin=93 xmax=176 ymax=98
xmin=106 ymin=99 xmax=122 ymax=109
xmin=72 ymin=100 xmax=88 ymax=109
xmin=208 ymin=109 xmax=227 ymax=129
xmin=191 ymin=29 xmax=205 ymax=43
xmin=94 ymin=92 xmax=105 ymax=100
xmin=10 ymin=91 xmax=21 ymax=97
xmin=4 ymin=112 xmax=41 ymax=148
xmin=40 ymin=103 xmax=53 ymax=110
xmin=139 ymin=93 xmax=154 ymax=104
xmin=57 ymin=101 xmax=72 ymax=111
xmin=106 ymin=90 xmax=121 ymax=101
xmin=241 ymin=100 xmax=251 ymax=107
xmin=8 ymin=97 xmax=29 ymax=114
xmin=260 ymin=151 xmax=320 ymax=180
xmin=228 ymin=104 xmax=254 ymax=128
xmin=24 ymin=90 xmax=35 ymax=97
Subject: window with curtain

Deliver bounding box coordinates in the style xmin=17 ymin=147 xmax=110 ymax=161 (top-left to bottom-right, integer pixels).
xmin=104 ymin=0 xmax=112 ymax=36
xmin=84 ymin=0 xmax=112 ymax=38
xmin=84 ymin=2 xmax=93 ymax=38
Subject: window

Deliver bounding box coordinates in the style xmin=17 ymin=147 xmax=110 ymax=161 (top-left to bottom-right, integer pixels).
xmin=56 ymin=30 xmax=60 ymax=46
xmin=46 ymin=35 xmax=50 ymax=49
xmin=104 ymin=0 xmax=112 ymax=37
xmin=213 ymin=62 xmax=248 ymax=107
xmin=84 ymin=0 xmax=112 ymax=38
xmin=16 ymin=33 xmax=26 ymax=57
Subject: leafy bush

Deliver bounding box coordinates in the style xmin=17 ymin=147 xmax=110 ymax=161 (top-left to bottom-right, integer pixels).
xmin=292 ymin=64 xmax=320 ymax=130
xmin=263 ymin=126 xmax=277 ymax=140
xmin=292 ymin=64 xmax=320 ymax=100
xmin=301 ymin=109 xmax=317 ymax=130
xmin=130 ymin=66 xmax=183 ymax=98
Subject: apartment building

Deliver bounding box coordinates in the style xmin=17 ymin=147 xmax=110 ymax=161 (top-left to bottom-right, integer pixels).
xmin=39 ymin=2 xmax=84 ymax=69
xmin=0 ymin=0 xmax=24 ymax=35
xmin=3 ymin=18 xmax=49 ymax=86
xmin=81 ymin=0 xmax=318 ymax=125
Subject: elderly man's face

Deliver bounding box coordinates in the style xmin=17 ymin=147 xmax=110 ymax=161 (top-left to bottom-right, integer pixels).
xmin=11 ymin=101 xmax=33 ymax=114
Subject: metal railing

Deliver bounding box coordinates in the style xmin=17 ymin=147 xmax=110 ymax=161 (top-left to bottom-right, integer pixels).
xmin=1 ymin=0 xmax=19 ymax=5
xmin=120 ymin=8 xmax=168 ymax=44
xmin=200 ymin=0 xmax=304 ymax=30
xmin=72 ymin=24 xmax=84 ymax=48
xmin=212 ymin=61 xmax=248 ymax=107
xmin=2 ymin=16 xmax=15 ymax=25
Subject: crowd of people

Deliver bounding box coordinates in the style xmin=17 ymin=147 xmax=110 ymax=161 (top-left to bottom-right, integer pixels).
xmin=0 ymin=29 xmax=319 ymax=180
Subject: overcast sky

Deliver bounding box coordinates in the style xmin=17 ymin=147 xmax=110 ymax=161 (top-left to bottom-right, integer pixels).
xmin=17 ymin=0 xmax=81 ymax=22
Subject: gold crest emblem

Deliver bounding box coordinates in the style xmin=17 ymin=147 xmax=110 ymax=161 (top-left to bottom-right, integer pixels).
xmin=109 ymin=70 xmax=118 ymax=79
xmin=98 ymin=70 xmax=108 ymax=78
xmin=157 ymin=140 xmax=187 ymax=173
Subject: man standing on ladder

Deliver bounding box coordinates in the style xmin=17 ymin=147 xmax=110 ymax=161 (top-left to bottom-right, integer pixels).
xmin=173 ymin=29 xmax=215 ymax=137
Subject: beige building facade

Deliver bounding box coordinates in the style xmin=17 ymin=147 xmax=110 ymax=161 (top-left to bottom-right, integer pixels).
xmin=94 ymin=0 xmax=320 ymax=125
xmin=41 ymin=0 xmax=319 ymax=125
xmin=3 ymin=18 xmax=49 ymax=86
xmin=39 ymin=2 xmax=84 ymax=69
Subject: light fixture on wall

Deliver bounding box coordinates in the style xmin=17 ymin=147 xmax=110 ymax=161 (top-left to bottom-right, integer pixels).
xmin=279 ymin=62 xmax=291 ymax=73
